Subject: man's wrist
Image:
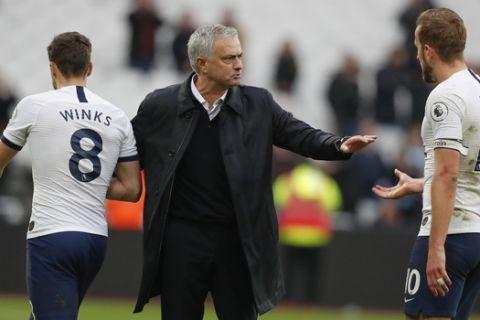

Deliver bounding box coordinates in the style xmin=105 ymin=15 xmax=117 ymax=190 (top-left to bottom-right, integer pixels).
xmin=336 ymin=136 xmax=351 ymax=152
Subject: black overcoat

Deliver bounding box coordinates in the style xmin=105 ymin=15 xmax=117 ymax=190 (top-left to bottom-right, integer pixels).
xmin=131 ymin=75 xmax=350 ymax=314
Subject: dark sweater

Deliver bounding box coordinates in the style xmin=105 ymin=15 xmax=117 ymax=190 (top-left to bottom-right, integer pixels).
xmin=168 ymin=105 xmax=235 ymax=223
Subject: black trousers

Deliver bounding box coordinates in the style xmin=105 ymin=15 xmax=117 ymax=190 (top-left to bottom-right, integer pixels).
xmin=159 ymin=217 xmax=257 ymax=320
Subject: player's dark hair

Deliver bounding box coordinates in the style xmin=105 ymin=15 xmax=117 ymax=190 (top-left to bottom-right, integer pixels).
xmin=47 ymin=32 xmax=92 ymax=78
xmin=416 ymin=8 xmax=466 ymax=63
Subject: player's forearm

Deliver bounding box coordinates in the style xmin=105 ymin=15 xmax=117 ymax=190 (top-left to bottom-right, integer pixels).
xmin=429 ymin=172 xmax=457 ymax=249
xmin=106 ymin=177 xmax=141 ymax=202
xmin=107 ymin=160 xmax=141 ymax=202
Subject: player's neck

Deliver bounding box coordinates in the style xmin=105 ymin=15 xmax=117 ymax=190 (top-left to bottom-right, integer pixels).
xmin=435 ymin=60 xmax=467 ymax=83
xmin=55 ymin=76 xmax=87 ymax=89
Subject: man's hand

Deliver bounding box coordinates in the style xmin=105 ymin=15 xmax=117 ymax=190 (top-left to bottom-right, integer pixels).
xmin=372 ymin=169 xmax=423 ymax=199
xmin=339 ymin=135 xmax=377 ymax=154
xmin=426 ymin=245 xmax=452 ymax=296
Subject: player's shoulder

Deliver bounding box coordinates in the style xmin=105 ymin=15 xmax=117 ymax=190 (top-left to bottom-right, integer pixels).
xmin=15 ymin=89 xmax=58 ymax=110
xmin=430 ymin=81 xmax=456 ymax=100
xmin=426 ymin=72 xmax=473 ymax=123
xmin=432 ymin=69 xmax=472 ymax=98
xmin=26 ymin=88 xmax=57 ymax=100
xmin=84 ymin=88 xmax=129 ymax=116
xmin=84 ymin=88 xmax=117 ymax=108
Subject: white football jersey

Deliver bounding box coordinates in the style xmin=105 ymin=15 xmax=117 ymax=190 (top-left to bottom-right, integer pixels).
xmin=2 ymin=85 xmax=138 ymax=239
xmin=419 ymin=69 xmax=480 ymax=236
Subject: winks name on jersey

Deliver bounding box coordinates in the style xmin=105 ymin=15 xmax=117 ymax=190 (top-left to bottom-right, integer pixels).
xmin=59 ymin=108 xmax=112 ymax=126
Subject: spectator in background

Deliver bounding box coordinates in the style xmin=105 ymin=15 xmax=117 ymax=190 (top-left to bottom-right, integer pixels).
xmin=127 ymin=0 xmax=163 ymax=72
xmin=406 ymin=66 xmax=433 ymax=125
xmin=273 ymin=161 xmax=341 ymax=303
xmin=396 ymin=124 xmax=424 ymax=178
xmin=333 ymin=118 xmax=390 ymax=217
xmin=326 ymin=54 xmax=361 ymax=136
xmin=398 ymin=0 xmax=436 ymax=126
xmin=172 ymin=11 xmax=196 ymax=74
xmin=374 ymin=46 xmax=409 ymax=126
xmin=273 ymin=40 xmax=298 ymax=95
xmin=387 ymin=124 xmax=423 ymax=228
xmin=220 ymin=8 xmax=245 ymax=47
xmin=0 ymin=75 xmax=18 ymax=200
xmin=0 ymin=76 xmax=17 ymax=132
xmin=271 ymin=147 xmax=304 ymax=181
xmin=398 ymin=0 xmax=436 ymax=69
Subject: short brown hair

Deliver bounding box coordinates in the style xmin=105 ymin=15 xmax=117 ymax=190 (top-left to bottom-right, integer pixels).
xmin=416 ymin=8 xmax=466 ymax=62
xmin=47 ymin=32 xmax=92 ymax=78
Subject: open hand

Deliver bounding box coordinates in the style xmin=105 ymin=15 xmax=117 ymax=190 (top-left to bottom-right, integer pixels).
xmin=372 ymin=169 xmax=423 ymax=199
xmin=340 ymin=135 xmax=377 ymax=154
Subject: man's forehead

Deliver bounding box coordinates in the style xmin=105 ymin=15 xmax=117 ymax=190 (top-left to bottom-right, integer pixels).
xmin=414 ymin=25 xmax=422 ymax=37
xmin=213 ymin=37 xmax=241 ymax=52
xmin=213 ymin=35 xmax=239 ymax=46
xmin=414 ymin=26 xmax=422 ymax=44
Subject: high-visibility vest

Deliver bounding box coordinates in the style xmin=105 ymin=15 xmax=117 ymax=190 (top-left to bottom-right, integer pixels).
xmin=273 ymin=163 xmax=342 ymax=247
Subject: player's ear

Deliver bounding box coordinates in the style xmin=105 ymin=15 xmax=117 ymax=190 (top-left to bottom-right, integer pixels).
xmin=49 ymin=62 xmax=57 ymax=77
xmin=424 ymin=44 xmax=434 ymax=61
xmin=86 ymin=62 xmax=93 ymax=77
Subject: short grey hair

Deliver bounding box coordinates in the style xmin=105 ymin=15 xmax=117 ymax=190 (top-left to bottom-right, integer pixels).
xmin=187 ymin=24 xmax=239 ymax=73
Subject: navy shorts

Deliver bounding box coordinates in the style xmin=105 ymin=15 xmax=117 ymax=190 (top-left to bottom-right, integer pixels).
xmin=404 ymin=233 xmax=480 ymax=319
xmin=26 ymin=232 xmax=107 ymax=320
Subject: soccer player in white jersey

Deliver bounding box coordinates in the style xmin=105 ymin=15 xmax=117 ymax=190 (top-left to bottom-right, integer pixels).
xmin=373 ymin=8 xmax=480 ymax=320
xmin=0 ymin=32 xmax=141 ymax=319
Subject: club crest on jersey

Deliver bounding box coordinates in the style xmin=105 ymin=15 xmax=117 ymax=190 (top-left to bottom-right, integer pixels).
xmin=421 ymin=216 xmax=429 ymax=226
xmin=430 ymin=102 xmax=448 ymax=122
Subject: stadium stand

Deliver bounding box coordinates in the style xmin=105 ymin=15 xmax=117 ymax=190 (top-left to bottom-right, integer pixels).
xmin=0 ymin=1 xmax=478 ymax=121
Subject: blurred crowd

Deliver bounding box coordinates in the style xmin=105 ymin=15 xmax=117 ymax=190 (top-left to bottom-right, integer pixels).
xmin=273 ymin=0 xmax=437 ymax=232
xmin=1 ymin=0 xmax=479 ymax=233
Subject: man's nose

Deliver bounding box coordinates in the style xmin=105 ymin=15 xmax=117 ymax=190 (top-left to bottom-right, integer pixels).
xmin=233 ymin=58 xmax=242 ymax=69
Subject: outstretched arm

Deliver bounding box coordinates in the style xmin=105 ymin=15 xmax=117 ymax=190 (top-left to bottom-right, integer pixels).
xmin=372 ymin=168 xmax=423 ymax=199
xmin=107 ymin=160 xmax=141 ymax=202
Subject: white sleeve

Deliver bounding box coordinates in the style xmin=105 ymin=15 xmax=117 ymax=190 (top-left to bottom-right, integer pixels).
xmin=118 ymin=114 xmax=138 ymax=162
xmin=427 ymin=92 xmax=468 ymax=155
xmin=1 ymin=96 xmax=40 ymax=150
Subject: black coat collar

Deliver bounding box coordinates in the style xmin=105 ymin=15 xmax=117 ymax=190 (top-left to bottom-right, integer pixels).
xmin=178 ymin=73 xmax=244 ymax=116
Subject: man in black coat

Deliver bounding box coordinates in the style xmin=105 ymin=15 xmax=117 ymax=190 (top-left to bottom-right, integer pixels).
xmin=131 ymin=24 xmax=376 ymax=319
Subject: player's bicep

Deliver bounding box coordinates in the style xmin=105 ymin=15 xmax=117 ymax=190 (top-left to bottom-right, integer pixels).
xmin=429 ymin=98 xmax=467 ymax=155
xmin=430 ymin=101 xmax=462 ymax=139
xmin=433 ymin=148 xmax=460 ymax=176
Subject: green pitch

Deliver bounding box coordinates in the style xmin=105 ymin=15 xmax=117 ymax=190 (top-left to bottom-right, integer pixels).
xmin=1 ymin=295 xmax=480 ymax=320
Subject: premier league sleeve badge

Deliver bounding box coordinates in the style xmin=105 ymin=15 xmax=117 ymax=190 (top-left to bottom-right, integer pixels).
xmin=430 ymin=102 xmax=449 ymax=122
